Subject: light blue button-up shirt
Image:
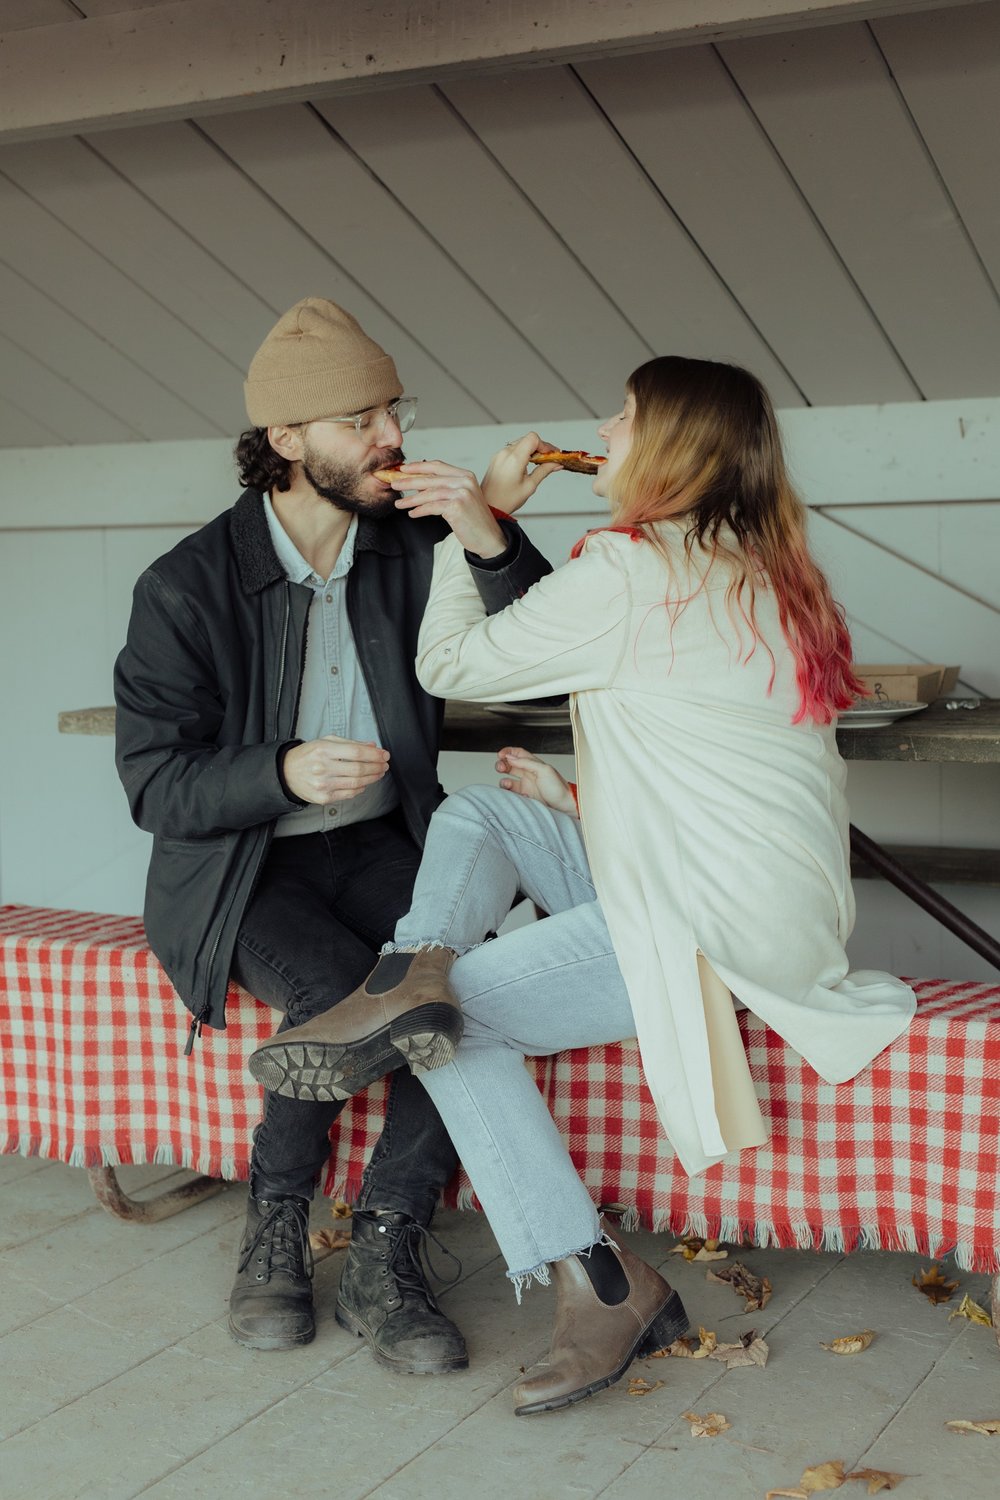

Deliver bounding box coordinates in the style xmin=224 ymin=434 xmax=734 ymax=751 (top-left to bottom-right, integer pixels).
xmin=263 ymin=495 xmax=400 ymax=837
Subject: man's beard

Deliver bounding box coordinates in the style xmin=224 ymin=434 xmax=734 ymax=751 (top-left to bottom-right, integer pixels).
xmin=301 ymin=439 xmax=403 ymax=520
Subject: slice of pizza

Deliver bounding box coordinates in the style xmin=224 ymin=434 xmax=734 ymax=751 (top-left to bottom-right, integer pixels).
xmin=529 ymin=449 xmax=606 ymax=474
xmin=371 ymin=462 xmax=408 ymax=484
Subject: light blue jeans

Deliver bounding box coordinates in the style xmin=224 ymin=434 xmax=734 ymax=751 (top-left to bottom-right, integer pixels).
xmin=388 ymin=785 xmax=639 ymax=1291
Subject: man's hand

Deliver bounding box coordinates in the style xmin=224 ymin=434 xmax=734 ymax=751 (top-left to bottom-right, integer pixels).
xmin=495 ymin=746 xmax=578 ymax=818
xmin=282 ymin=736 xmax=390 ymax=805
xmin=389 ymin=433 xmax=561 ymax=558
xmin=390 ymin=460 xmax=509 ymax=558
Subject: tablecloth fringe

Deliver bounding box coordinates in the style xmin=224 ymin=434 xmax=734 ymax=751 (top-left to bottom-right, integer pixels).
xmin=3 ymin=1135 xmax=250 ymax=1183
xmin=5 ymin=1135 xmax=997 ymax=1274
xmin=640 ymin=1206 xmax=1000 ymax=1273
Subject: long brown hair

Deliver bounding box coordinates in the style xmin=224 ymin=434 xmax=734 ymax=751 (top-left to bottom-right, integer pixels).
xmin=594 ymin=357 xmax=863 ymax=724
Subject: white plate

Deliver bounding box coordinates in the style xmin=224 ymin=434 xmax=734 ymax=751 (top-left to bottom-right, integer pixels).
xmin=481 ymin=702 xmax=571 ymax=727
xmin=838 ymin=701 xmax=928 ymax=729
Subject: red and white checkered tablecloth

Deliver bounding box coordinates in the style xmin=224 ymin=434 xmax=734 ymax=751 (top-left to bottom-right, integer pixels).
xmin=2 ymin=904 xmax=999 ymax=1270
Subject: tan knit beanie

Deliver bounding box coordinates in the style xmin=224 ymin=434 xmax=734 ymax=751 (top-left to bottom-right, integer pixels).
xmin=244 ymin=297 xmax=402 ymax=427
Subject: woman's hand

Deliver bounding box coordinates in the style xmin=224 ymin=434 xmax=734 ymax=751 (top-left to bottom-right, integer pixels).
xmin=495 ymin=746 xmax=578 ymax=818
xmin=480 ymin=432 xmax=561 ymax=516
xmin=391 ymin=460 xmax=508 ymax=558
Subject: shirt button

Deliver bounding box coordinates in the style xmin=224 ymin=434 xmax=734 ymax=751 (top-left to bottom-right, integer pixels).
xmin=330 ymin=665 xmax=339 ymax=675
xmin=325 ymin=594 xmax=333 ymax=603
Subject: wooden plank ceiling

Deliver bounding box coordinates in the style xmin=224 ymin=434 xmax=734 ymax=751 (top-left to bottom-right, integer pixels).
xmin=0 ymin=1 xmax=998 ymax=445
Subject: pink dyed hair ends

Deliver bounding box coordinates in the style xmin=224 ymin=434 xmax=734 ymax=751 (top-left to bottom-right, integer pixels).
xmin=593 ymin=356 xmax=865 ymax=724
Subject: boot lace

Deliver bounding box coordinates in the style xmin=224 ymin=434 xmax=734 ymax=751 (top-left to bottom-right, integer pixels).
xmin=238 ymin=1198 xmax=314 ymax=1283
xmin=381 ymin=1218 xmax=462 ymax=1307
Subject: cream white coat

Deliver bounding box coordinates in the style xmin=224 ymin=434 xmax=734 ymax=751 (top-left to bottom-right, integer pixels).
xmin=417 ymin=526 xmax=916 ymax=1175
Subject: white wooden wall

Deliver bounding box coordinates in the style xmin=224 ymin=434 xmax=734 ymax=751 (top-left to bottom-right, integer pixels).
xmin=0 ymin=397 xmax=997 ymax=980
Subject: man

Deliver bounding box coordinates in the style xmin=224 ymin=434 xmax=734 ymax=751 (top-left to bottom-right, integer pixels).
xmin=114 ymin=297 xmax=552 ymax=1371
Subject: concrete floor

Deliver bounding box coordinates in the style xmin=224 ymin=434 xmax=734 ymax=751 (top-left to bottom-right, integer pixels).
xmin=1 ymin=1154 xmax=998 ymax=1500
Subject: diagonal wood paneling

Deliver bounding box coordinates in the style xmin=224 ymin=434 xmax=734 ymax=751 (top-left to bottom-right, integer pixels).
xmin=874 ymin=4 xmax=1000 ymax=297
xmin=0 ymin=10 xmax=998 ymax=445
xmin=0 ymin=1 xmax=74 ymax=27
xmin=808 ymin=509 xmax=1000 ymax=695
xmin=313 ymin=85 xmax=653 ymax=417
xmin=198 ymin=103 xmax=593 ymax=422
xmin=0 ymin=172 xmax=241 ymax=431
xmin=0 ymin=260 xmax=219 ymax=440
xmin=0 ymin=331 xmax=141 ymax=444
xmin=0 ymin=394 xmax=66 ymax=447
xmin=824 ymin=501 xmax=1000 ymax=616
xmin=576 ymin=46 xmax=922 ymax=407
xmin=84 ymin=120 xmax=494 ymax=428
xmin=0 ymin=135 xmax=275 ymax=371
xmin=439 ymin=67 xmax=804 ymax=408
xmin=719 ymin=24 xmax=1000 ymax=398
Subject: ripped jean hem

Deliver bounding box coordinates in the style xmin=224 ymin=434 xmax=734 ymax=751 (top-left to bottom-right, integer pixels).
xmin=506 ymin=1228 xmax=619 ymax=1304
xmin=380 ymin=938 xmax=486 ymax=958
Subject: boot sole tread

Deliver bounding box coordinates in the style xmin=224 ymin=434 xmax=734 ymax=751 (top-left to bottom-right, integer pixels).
xmin=248 ymin=1005 xmax=462 ymax=1101
xmin=226 ymin=1316 xmax=315 ymax=1351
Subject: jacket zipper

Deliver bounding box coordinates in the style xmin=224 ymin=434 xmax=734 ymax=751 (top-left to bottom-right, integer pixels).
xmin=186 ymin=587 xmax=292 ymax=1054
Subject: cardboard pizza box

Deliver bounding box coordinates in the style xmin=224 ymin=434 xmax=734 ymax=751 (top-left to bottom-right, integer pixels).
xmin=853 ymin=663 xmax=960 ymax=703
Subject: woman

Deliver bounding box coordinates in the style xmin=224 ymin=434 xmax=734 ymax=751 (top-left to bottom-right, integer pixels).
xmin=251 ymin=357 xmax=916 ymax=1414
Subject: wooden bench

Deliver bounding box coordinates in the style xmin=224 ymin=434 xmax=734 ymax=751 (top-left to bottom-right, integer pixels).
xmin=2 ymin=903 xmax=998 ymax=1347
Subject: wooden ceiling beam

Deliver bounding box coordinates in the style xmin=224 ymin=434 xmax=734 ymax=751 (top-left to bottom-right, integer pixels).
xmin=0 ymin=0 xmax=985 ymax=142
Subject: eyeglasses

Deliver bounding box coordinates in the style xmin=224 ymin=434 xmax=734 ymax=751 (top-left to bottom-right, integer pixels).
xmin=308 ymin=397 xmax=418 ymax=438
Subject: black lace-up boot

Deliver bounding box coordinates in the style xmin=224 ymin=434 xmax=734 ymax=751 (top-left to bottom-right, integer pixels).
xmin=228 ymin=1194 xmax=315 ymax=1350
xmin=335 ymin=1209 xmax=469 ymax=1374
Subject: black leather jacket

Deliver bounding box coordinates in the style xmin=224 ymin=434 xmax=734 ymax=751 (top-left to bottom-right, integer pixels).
xmin=114 ymin=488 xmax=551 ymax=1035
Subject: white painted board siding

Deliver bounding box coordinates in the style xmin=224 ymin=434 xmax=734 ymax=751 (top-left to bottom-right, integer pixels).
xmin=0 ymin=408 xmax=997 ymax=982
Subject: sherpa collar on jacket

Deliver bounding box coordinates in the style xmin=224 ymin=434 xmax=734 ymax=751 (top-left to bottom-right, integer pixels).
xmin=229 ymin=488 xmax=402 ymax=596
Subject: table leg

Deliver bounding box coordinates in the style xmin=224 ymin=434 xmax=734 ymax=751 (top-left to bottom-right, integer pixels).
xmin=87 ymin=1165 xmax=225 ymax=1223
xmin=849 ymin=826 xmax=1000 ymax=973
xmin=993 ymin=1272 xmax=1000 ymax=1353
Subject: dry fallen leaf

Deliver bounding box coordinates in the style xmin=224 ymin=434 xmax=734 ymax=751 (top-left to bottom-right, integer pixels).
xmin=627 ymin=1376 xmax=664 ymax=1397
xmin=800 ymin=1460 xmax=849 ymax=1492
xmin=663 ymin=1327 xmax=716 ymax=1358
xmin=911 ymin=1264 xmax=959 ymax=1305
xmin=710 ymin=1331 xmax=770 ymax=1369
xmin=670 ymin=1235 xmax=729 ymax=1262
xmin=846 ymin=1467 xmax=907 ymax=1493
xmin=706 ymin=1259 xmax=773 ymax=1310
xmin=308 ymin=1199 xmax=353 ymax=1256
xmin=820 ymin=1330 xmax=876 ymax=1355
xmin=766 ymin=1463 xmax=848 ymax=1500
xmin=681 ymin=1410 xmax=731 ymax=1438
xmin=944 ymin=1417 xmax=1000 ymax=1436
xmin=308 ymin=1226 xmax=351 ymax=1254
xmin=947 ymin=1293 xmax=993 ymax=1327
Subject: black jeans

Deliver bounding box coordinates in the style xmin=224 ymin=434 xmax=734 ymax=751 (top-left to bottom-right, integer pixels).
xmin=231 ymin=812 xmax=457 ymax=1223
